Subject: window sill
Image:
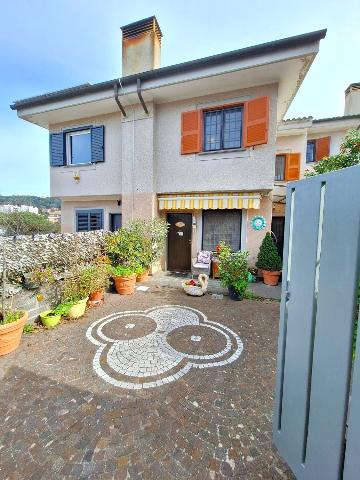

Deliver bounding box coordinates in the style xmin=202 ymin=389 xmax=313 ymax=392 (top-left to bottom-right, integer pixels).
xmin=63 ymin=162 xmax=93 ymax=168
xmin=198 ymin=147 xmax=247 ymax=156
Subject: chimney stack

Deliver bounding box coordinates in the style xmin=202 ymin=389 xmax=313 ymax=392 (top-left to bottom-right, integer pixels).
xmin=121 ymin=16 xmax=162 ymax=77
xmin=344 ymin=83 xmax=360 ymax=115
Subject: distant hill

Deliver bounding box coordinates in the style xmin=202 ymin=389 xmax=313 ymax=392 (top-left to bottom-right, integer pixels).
xmin=0 ymin=195 xmax=60 ymax=210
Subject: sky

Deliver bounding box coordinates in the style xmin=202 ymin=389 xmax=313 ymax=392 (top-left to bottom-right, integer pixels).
xmin=1 ymin=0 xmax=359 ymax=197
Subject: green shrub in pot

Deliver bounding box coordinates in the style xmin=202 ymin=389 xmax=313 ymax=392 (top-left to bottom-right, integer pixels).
xmin=256 ymin=232 xmax=282 ymax=286
xmin=217 ymin=242 xmax=249 ymax=300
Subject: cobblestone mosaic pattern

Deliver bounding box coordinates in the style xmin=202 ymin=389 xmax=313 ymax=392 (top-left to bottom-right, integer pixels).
xmin=0 ymin=289 xmax=293 ymax=479
xmin=87 ymin=306 xmax=243 ymax=390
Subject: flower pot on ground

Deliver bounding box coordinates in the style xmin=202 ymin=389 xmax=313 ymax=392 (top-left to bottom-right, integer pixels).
xmin=217 ymin=242 xmax=250 ymax=301
xmin=136 ymin=267 xmax=150 ymax=283
xmin=256 ymin=232 xmax=282 ymax=286
xmin=111 ymin=266 xmax=136 ymax=295
xmin=67 ymin=298 xmax=88 ymax=319
xmin=80 ymin=262 xmax=110 ymax=307
xmin=88 ymin=289 xmax=104 ymax=306
xmin=0 ymin=311 xmax=28 ymax=356
xmin=39 ymin=310 xmax=61 ymax=328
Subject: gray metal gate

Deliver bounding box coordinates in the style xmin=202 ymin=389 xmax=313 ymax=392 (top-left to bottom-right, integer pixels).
xmin=273 ymin=165 xmax=360 ymax=479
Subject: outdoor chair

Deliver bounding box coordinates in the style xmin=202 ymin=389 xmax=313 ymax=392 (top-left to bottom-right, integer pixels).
xmin=191 ymin=250 xmax=212 ymax=278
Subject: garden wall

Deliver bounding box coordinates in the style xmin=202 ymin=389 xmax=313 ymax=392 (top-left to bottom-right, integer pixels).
xmin=0 ymin=231 xmax=106 ymax=280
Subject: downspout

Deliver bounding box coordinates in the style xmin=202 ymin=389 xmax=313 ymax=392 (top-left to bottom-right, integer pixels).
xmin=113 ymin=80 xmax=126 ymax=117
xmin=137 ymin=78 xmax=149 ymax=115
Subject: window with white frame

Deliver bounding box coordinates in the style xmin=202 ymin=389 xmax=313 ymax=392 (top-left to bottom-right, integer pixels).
xmin=66 ymin=129 xmax=91 ymax=165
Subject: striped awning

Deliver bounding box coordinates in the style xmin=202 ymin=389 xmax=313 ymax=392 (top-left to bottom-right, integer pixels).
xmin=158 ymin=192 xmax=261 ymax=210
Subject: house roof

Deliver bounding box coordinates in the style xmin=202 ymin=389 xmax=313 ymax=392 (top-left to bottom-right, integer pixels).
xmin=313 ymin=114 xmax=360 ymax=123
xmin=345 ymin=82 xmax=360 ymax=94
xmin=11 ymin=28 xmax=326 ymax=111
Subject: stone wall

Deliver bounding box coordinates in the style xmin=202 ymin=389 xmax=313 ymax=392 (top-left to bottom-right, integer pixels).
xmin=0 ymin=231 xmax=106 ymax=280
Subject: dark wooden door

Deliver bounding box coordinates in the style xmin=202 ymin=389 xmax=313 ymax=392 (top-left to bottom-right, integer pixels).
xmin=167 ymin=213 xmax=192 ymax=271
xmin=110 ymin=214 xmax=122 ymax=231
xmin=271 ymin=216 xmax=285 ymax=258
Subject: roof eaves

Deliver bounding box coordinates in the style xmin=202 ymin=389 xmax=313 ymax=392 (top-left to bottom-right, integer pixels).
xmin=313 ymin=114 xmax=360 ymax=123
xmin=11 ymin=28 xmax=327 ymax=111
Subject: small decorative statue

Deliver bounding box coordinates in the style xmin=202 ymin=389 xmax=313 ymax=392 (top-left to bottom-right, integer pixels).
xmin=182 ymin=274 xmax=209 ymax=297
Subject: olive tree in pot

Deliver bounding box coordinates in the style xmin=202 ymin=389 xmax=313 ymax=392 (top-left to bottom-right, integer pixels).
xmin=127 ymin=218 xmax=169 ymax=282
xmin=105 ymin=228 xmax=142 ymax=295
xmin=256 ymin=232 xmax=282 ymax=286
xmin=218 ymin=242 xmax=249 ymax=300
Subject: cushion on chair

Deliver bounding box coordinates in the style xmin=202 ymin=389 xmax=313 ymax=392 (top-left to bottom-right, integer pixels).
xmin=192 ymin=262 xmax=210 ymax=269
xmin=196 ymin=250 xmax=212 ymax=264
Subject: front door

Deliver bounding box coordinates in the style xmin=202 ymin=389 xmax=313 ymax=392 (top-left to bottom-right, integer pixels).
xmin=271 ymin=216 xmax=285 ymax=259
xmin=167 ymin=213 xmax=192 ymax=271
xmin=110 ymin=213 xmax=122 ymax=232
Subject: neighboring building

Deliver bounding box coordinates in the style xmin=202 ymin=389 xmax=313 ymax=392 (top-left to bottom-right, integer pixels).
xmin=11 ymin=17 xmax=327 ymax=268
xmin=272 ymin=87 xmax=360 ymax=256
xmin=0 ymin=204 xmax=39 ymax=214
xmin=45 ymin=208 xmax=61 ymax=224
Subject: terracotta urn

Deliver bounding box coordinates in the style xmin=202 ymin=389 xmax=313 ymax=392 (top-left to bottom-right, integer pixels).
xmin=136 ymin=269 xmax=150 ymax=283
xmin=263 ymin=270 xmax=281 ymax=286
xmin=88 ymin=289 xmax=105 ymax=307
xmin=113 ymin=274 xmax=136 ymax=295
xmin=0 ymin=311 xmax=28 ymax=356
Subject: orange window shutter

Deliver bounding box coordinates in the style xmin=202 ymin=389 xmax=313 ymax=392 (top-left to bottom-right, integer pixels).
xmin=243 ymin=96 xmax=269 ymax=147
xmin=181 ymin=110 xmax=202 ymax=154
xmin=285 ymin=153 xmax=301 ymax=181
xmin=315 ymin=136 xmax=330 ymax=161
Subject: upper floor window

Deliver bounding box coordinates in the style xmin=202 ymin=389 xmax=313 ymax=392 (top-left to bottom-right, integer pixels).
xmin=306 ymin=140 xmax=316 ymax=163
xmin=66 ymin=129 xmax=91 ymax=165
xmin=203 ymin=106 xmax=243 ymax=152
xmin=275 ymin=154 xmax=286 ymax=181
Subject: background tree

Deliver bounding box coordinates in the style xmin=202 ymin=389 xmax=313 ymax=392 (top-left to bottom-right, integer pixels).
xmin=305 ymin=129 xmax=360 ymax=176
xmin=0 ymin=212 xmax=60 ymax=236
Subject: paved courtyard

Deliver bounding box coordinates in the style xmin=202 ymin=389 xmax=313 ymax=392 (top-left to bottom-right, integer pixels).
xmin=0 ymin=286 xmax=292 ymax=479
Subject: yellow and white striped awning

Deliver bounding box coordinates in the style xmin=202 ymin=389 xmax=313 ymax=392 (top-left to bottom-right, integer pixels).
xmin=158 ymin=192 xmax=261 ymax=210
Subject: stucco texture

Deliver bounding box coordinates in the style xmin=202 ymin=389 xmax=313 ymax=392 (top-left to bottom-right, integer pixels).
xmin=50 ymin=112 xmax=122 ymax=198
xmin=61 ymin=199 xmax=121 ymax=233
xmin=155 ymin=84 xmax=278 ymax=194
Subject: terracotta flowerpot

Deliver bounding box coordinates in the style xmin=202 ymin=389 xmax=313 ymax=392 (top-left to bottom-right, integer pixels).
xmin=0 ymin=311 xmax=28 ymax=356
xmin=113 ymin=274 xmax=136 ymax=295
xmin=68 ymin=298 xmax=88 ymax=319
xmin=263 ymin=270 xmax=281 ymax=286
xmin=136 ymin=269 xmax=150 ymax=282
xmin=88 ymin=289 xmax=104 ymax=307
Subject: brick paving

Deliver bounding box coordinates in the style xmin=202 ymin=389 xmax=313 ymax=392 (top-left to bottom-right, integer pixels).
xmin=0 ymin=287 xmax=292 ymax=479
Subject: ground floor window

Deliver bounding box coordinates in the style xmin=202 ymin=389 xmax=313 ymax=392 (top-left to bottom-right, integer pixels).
xmin=202 ymin=210 xmax=242 ymax=251
xmin=76 ymin=209 xmax=103 ymax=232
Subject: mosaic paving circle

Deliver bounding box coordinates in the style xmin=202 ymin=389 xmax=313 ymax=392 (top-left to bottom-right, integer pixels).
xmin=86 ymin=305 xmax=243 ymax=390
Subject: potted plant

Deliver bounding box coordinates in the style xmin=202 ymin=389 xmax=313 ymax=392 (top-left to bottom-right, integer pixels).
xmin=110 ymin=265 xmax=136 ymax=295
xmin=217 ymin=242 xmax=250 ymax=301
xmin=60 ymin=266 xmax=93 ymax=319
xmin=0 ymin=253 xmax=28 ymax=355
xmin=83 ymin=261 xmax=110 ymax=306
xmin=256 ymin=232 xmax=282 ymax=286
xmin=39 ymin=309 xmax=61 ymax=328
xmin=127 ymin=218 xmax=169 ymax=281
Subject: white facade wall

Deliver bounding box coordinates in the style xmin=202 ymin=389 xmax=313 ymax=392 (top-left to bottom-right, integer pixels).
xmin=61 ymin=198 xmax=121 ymax=233
xmin=50 ymin=112 xmax=122 ymax=198
xmin=155 ymin=84 xmax=278 ymax=194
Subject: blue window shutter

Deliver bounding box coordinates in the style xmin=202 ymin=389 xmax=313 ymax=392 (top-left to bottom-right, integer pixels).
xmin=49 ymin=133 xmax=65 ymax=166
xmin=76 ymin=209 xmax=103 ymax=232
xmin=91 ymin=126 xmax=104 ymax=163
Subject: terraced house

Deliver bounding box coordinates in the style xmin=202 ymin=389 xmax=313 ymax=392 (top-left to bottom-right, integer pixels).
xmin=12 ymin=17 xmax=334 ymax=268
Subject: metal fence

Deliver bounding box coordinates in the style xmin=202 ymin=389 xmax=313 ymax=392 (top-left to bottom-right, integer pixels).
xmin=273 ymin=165 xmax=360 ymax=479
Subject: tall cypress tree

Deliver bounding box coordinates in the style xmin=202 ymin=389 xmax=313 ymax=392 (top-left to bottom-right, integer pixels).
xmin=256 ymin=232 xmax=282 ymax=271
